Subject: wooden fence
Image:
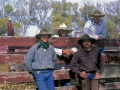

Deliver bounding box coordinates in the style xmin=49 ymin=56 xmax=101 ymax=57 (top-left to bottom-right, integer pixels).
xmin=0 ymin=36 xmax=120 ymax=90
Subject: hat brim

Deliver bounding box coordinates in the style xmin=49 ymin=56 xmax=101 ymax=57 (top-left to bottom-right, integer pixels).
xmin=89 ymin=14 xmax=105 ymax=17
xmin=78 ymin=38 xmax=96 ymax=46
xmin=35 ymin=34 xmax=51 ymax=39
xmin=53 ymin=28 xmax=72 ymax=33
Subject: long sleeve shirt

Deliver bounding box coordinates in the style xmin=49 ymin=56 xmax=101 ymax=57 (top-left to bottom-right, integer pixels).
xmin=24 ymin=43 xmax=57 ymax=73
xmin=83 ymin=18 xmax=106 ymax=40
xmin=52 ymin=34 xmax=77 ymax=56
xmin=52 ymin=34 xmax=78 ymax=70
xmin=70 ymin=47 xmax=104 ymax=75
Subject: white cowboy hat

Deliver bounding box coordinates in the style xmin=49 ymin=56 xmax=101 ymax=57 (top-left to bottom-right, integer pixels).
xmin=89 ymin=10 xmax=105 ymax=17
xmin=53 ymin=23 xmax=72 ymax=33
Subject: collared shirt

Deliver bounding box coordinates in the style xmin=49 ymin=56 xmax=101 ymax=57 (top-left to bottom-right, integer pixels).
xmin=70 ymin=47 xmax=104 ymax=75
xmin=52 ymin=34 xmax=78 ymax=70
xmin=24 ymin=43 xmax=57 ymax=73
xmin=52 ymin=34 xmax=77 ymax=56
xmin=83 ymin=18 xmax=106 ymax=39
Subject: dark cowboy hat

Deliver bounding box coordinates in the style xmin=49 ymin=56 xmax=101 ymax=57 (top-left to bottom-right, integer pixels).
xmin=53 ymin=23 xmax=72 ymax=33
xmin=78 ymin=34 xmax=96 ymax=46
xmin=89 ymin=10 xmax=105 ymax=17
xmin=35 ymin=28 xmax=51 ymax=39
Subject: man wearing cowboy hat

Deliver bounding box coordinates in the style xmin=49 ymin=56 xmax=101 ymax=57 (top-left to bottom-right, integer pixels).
xmin=24 ymin=28 xmax=57 ymax=90
xmin=53 ymin=23 xmax=77 ymax=86
xmin=70 ymin=34 xmax=104 ymax=90
xmin=83 ymin=10 xmax=106 ymax=53
xmin=53 ymin=23 xmax=77 ymax=58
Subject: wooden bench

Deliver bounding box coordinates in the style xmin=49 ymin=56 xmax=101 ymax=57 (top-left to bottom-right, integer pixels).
xmin=0 ymin=36 xmax=120 ymax=89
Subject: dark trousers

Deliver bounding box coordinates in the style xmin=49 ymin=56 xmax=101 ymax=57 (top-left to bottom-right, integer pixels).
xmin=79 ymin=79 xmax=99 ymax=90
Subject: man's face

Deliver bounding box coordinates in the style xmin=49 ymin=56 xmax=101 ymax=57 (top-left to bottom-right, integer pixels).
xmin=93 ymin=16 xmax=100 ymax=23
xmin=82 ymin=40 xmax=91 ymax=48
xmin=59 ymin=30 xmax=68 ymax=37
xmin=39 ymin=34 xmax=49 ymax=43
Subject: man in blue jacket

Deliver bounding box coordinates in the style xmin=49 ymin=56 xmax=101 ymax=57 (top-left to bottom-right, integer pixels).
xmin=24 ymin=28 xmax=57 ymax=90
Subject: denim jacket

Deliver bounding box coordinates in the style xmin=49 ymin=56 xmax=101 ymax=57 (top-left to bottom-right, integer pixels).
xmin=24 ymin=43 xmax=57 ymax=73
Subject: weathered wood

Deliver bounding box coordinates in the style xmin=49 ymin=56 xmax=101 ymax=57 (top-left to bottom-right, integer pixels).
xmin=0 ymin=70 xmax=70 ymax=83
xmin=55 ymin=86 xmax=78 ymax=90
xmin=101 ymin=65 xmax=120 ymax=78
xmin=99 ymin=82 xmax=120 ymax=90
xmin=0 ymin=65 xmax=120 ymax=83
xmin=0 ymin=54 xmax=119 ymax=65
xmin=0 ymin=54 xmax=26 ymax=64
xmin=0 ymin=36 xmax=120 ymax=47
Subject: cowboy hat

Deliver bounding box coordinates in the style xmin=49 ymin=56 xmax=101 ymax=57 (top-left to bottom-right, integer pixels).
xmin=35 ymin=28 xmax=51 ymax=39
xmin=89 ymin=10 xmax=105 ymax=17
xmin=53 ymin=23 xmax=72 ymax=33
xmin=78 ymin=34 xmax=96 ymax=46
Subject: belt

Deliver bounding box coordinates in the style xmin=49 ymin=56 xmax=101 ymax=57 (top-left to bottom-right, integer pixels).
xmin=33 ymin=68 xmax=53 ymax=71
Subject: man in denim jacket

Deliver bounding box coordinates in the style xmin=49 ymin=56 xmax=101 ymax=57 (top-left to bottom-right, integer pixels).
xmin=70 ymin=34 xmax=104 ymax=90
xmin=24 ymin=28 xmax=57 ymax=90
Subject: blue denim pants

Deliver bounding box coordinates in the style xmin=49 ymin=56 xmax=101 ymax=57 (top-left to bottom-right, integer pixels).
xmin=99 ymin=47 xmax=104 ymax=53
xmin=33 ymin=70 xmax=55 ymax=90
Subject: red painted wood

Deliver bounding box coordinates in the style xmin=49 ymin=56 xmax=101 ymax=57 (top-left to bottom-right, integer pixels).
xmin=0 ymin=54 xmax=119 ymax=64
xmin=0 ymin=70 xmax=70 ymax=83
xmin=0 ymin=37 xmax=120 ymax=47
xmin=0 ymin=54 xmax=25 ymax=64
xmin=0 ymin=54 xmax=119 ymax=65
xmin=0 ymin=72 xmax=34 ymax=83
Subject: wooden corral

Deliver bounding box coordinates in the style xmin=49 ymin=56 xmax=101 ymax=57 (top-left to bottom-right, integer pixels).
xmin=0 ymin=36 xmax=120 ymax=89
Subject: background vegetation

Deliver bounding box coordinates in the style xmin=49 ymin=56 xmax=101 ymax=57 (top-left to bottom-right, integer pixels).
xmin=0 ymin=0 xmax=120 ymax=38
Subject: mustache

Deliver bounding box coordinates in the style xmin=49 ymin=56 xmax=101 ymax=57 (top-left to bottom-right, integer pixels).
xmin=84 ymin=44 xmax=90 ymax=46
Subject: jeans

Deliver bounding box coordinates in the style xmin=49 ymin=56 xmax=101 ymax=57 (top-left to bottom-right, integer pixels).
xmin=33 ymin=70 xmax=55 ymax=90
xmin=99 ymin=47 xmax=104 ymax=53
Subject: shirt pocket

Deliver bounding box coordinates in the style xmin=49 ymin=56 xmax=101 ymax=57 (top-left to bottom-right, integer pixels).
xmin=79 ymin=57 xmax=86 ymax=63
xmin=90 ymin=56 xmax=98 ymax=63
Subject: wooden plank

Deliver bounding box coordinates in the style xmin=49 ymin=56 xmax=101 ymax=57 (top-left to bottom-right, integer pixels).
xmin=0 ymin=36 xmax=120 ymax=47
xmin=0 ymin=36 xmax=36 ymax=46
xmin=0 ymin=54 xmax=26 ymax=64
xmin=0 ymin=70 xmax=70 ymax=83
xmin=0 ymin=65 xmax=120 ymax=83
xmin=0 ymin=54 xmax=120 ymax=65
xmin=55 ymin=86 xmax=78 ymax=90
xmin=99 ymin=82 xmax=120 ymax=90
xmin=101 ymin=65 xmax=120 ymax=78
xmin=0 ymin=72 xmax=34 ymax=83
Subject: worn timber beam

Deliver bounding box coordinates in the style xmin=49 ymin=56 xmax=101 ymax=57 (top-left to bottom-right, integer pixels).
xmin=0 ymin=36 xmax=120 ymax=47
xmin=0 ymin=70 xmax=70 ymax=83
xmin=0 ymin=65 xmax=120 ymax=84
xmin=0 ymin=54 xmax=120 ymax=65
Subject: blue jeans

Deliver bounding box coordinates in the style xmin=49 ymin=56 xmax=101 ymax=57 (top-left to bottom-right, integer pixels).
xmin=99 ymin=47 xmax=104 ymax=53
xmin=33 ymin=70 xmax=55 ymax=90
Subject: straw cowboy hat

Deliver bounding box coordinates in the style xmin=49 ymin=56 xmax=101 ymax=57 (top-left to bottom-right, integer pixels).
xmin=35 ymin=28 xmax=51 ymax=39
xmin=53 ymin=23 xmax=72 ymax=33
xmin=78 ymin=34 xmax=96 ymax=46
xmin=89 ymin=10 xmax=105 ymax=17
